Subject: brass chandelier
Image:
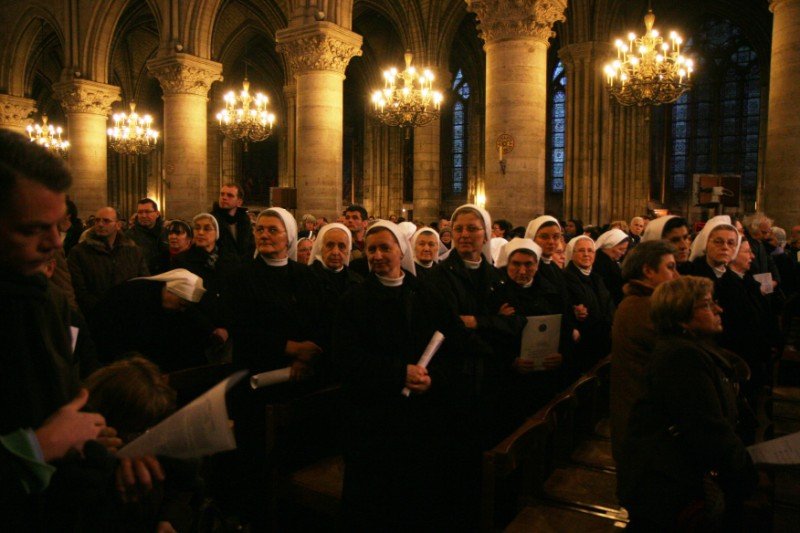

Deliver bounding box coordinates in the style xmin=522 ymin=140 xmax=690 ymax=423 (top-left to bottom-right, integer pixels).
xmin=603 ymin=9 xmax=694 ymax=106
xmin=216 ymin=79 xmax=275 ymax=149
xmin=370 ymin=51 xmax=443 ymax=129
xmin=27 ymin=115 xmax=69 ymax=156
xmin=107 ymin=103 xmax=159 ymax=155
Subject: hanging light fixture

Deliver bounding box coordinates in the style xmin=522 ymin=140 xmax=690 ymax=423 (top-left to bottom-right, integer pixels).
xmin=216 ymin=78 xmax=276 ymax=150
xmin=27 ymin=115 xmax=69 ymax=157
xmin=107 ymin=103 xmax=159 ymax=155
xmin=603 ymin=8 xmax=694 ymax=106
xmin=370 ymin=51 xmax=444 ymax=129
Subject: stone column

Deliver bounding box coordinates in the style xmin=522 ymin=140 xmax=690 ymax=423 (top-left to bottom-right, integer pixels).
xmin=0 ymin=94 xmax=36 ymax=134
xmin=52 ymin=80 xmax=120 ymax=214
xmin=281 ymin=84 xmax=297 ymax=188
xmin=147 ymin=53 xmax=222 ymax=219
xmin=466 ymin=0 xmax=566 ymax=224
xmin=277 ymin=22 xmax=362 ymax=220
xmin=763 ymin=0 xmax=800 ymax=226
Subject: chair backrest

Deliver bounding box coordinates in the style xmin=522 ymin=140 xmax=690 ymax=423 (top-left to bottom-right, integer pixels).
xmin=535 ymin=391 xmax=577 ymax=461
xmin=570 ymin=374 xmax=600 ymax=437
xmin=591 ymin=356 xmax=612 ymax=419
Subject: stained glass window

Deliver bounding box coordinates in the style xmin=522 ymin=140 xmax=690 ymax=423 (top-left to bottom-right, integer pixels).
xmin=668 ymin=18 xmax=760 ymax=192
xmin=452 ymin=69 xmax=470 ymax=194
xmin=549 ymin=61 xmax=566 ymax=192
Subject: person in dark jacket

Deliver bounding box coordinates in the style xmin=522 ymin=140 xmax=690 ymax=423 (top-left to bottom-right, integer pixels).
xmin=334 ymin=220 xmax=467 ymax=531
xmin=618 ymin=276 xmax=758 ymax=530
xmin=59 ymin=198 xmax=83 ymax=256
xmin=212 ymin=184 xmax=255 ymax=262
xmin=68 ymin=207 xmax=149 ymax=315
xmin=164 ymin=219 xmax=193 ymax=268
xmin=563 ymin=235 xmax=615 ymax=374
xmin=126 ymin=198 xmax=169 ymax=274
xmin=592 ymin=228 xmax=630 ymax=306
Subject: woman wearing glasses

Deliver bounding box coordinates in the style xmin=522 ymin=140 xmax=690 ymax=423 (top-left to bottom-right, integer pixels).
xmin=617 ymin=276 xmax=757 ymax=530
xmin=688 ymin=215 xmax=741 ymax=282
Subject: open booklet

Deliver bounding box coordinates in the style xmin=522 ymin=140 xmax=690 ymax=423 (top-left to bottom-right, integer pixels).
xmin=118 ymin=370 xmax=246 ymax=460
xmin=520 ymin=314 xmax=561 ymax=371
xmin=747 ymin=430 xmax=800 ymax=465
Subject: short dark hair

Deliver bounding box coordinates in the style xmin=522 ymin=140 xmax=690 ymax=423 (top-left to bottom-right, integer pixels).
xmin=662 ymin=216 xmax=688 ymax=237
xmin=494 ymin=219 xmax=513 ymax=236
xmin=166 ymin=219 xmax=193 ymax=238
xmin=222 ymin=182 xmax=243 ymax=200
xmin=0 ymin=130 xmax=72 ymax=211
xmin=345 ymin=204 xmax=368 ymax=220
xmin=621 ymin=240 xmax=677 ymax=281
xmin=137 ymin=197 xmax=159 ymax=211
xmin=65 ymin=198 xmax=79 ymax=221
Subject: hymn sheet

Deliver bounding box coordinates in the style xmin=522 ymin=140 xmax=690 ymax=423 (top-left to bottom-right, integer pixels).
xmin=520 ymin=314 xmax=561 ymax=371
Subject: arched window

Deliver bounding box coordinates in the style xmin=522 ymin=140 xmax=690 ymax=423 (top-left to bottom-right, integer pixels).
xmin=548 ymin=61 xmax=566 ymax=192
xmin=451 ymin=69 xmax=470 ymax=194
xmin=669 ymin=18 xmax=760 ymax=192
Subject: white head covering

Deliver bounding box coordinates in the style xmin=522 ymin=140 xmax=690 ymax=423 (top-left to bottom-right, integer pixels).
xmin=490 ymin=237 xmax=508 ymax=264
xmin=641 ymin=215 xmax=677 ymax=243
xmin=565 ymin=235 xmax=595 ymax=264
xmin=688 ymin=215 xmax=741 ymax=261
xmin=524 ymin=215 xmax=561 ymax=240
xmin=136 ymin=268 xmax=206 ymax=303
xmin=397 ymin=221 xmax=418 ymax=242
xmin=451 ymin=203 xmax=493 ymax=264
xmin=495 ymin=238 xmax=543 ymax=268
xmin=259 ymin=207 xmax=298 ymax=261
xmin=594 ymin=228 xmax=629 ymax=250
xmin=192 ymin=213 xmax=220 ymax=241
xmin=411 ymin=227 xmax=441 ymax=265
xmin=365 ymin=220 xmax=416 ymax=276
xmin=309 ymin=222 xmax=351 ymax=267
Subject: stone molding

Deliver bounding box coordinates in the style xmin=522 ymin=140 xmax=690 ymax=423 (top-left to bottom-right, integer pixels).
xmin=466 ymin=0 xmax=567 ymax=44
xmin=770 ymin=0 xmax=797 ymax=13
xmin=0 ymin=94 xmax=36 ymax=128
xmin=52 ymin=79 xmax=121 ymax=116
xmin=276 ymin=22 xmax=362 ymax=77
xmin=147 ymin=53 xmax=223 ymax=96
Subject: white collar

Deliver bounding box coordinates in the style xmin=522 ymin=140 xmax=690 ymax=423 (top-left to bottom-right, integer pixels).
xmin=377 ymin=272 xmax=405 ymax=287
xmin=261 ymin=255 xmax=288 ymax=267
xmin=579 ymin=266 xmax=592 ymax=276
xmin=463 ymin=258 xmax=482 ymax=270
xmin=415 ymin=259 xmax=434 ymax=269
xmin=321 ymin=262 xmax=344 ymax=273
xmin=541 ymin=256 xmax=553 ymax=265
xmin=711 ymin=264 xmax=727 ymax=278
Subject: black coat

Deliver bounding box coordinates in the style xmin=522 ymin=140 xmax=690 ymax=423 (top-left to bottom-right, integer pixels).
xmin=174 ymin=245 xmax=240 ymax=327
xmin=617 ymin=335 xmax=757 ymax=529
xmin=564 ymin=263 xmax=615 ymax=373
xmin=592 ymin=249 xmax=625 ymax=306
xmin=212 ymin=205 xmax=255 ymax=262
xmin=126 ymin=220 xmax=169 ymax=274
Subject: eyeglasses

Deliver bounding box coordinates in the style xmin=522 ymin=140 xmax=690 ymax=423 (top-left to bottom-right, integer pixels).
xmin=452 ymin=225 xmax=485 ymax=234
xmin=709 ymin=238 xmax=738 ymax=248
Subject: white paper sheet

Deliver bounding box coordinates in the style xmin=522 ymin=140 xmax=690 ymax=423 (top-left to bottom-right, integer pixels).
xmin=118 ymin=370 xmax=246 ymax=459
xmin=747 ymin=430 xmax=800 ymax=465
xmin=402 ymin=331 xmax=445 ymax=397
xmin=69 ymin=326 xmax=79 ymax=354
xmin=520 ymin=314 xmax=562 ymax=370
xmin=250 ymin=367 xmax=292 ymax=389
xmin=753 ymin=272 xmax=774 ymax=294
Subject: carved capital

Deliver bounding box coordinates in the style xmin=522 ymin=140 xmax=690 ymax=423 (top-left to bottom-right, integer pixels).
xmin=276 ymin=23 xmax=362 ymax=77
xmin=0 ymin=94 xmax=37 ymax=128
xmin=52 ymin=79 xmax=121 ymax=116
xmin=147 ymin=53 xmax=223 ymax=96
xmin=466 ymin=0 xmax=567 ymax=44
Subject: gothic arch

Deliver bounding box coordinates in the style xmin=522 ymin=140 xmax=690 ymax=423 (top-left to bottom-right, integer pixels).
xmin=2 ymin=4 xmax=64 ymax=95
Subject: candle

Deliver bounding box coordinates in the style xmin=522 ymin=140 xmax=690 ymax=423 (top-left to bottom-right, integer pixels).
xmin=499 ymin=145 xmax=503 ymax=161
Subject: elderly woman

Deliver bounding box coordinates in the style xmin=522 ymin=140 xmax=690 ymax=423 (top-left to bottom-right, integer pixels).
xmin=439 ymin=227 xmax=453 ymax=250
xmin=617 ymin=276 xmax=758 ymax=530
xmin=411 ymin=226 xmax=441 ymax=281
xmin=492 ymin=238 xmax=569 ymax=431
xmin=689 ymin=215 xmax=741 ymax=281
xmin=593 ymin=228 xmax=630 ymax=305
xmin=563 ymin=235 xmax=615 ymax=373
xmin=610 ymin=240 xmax=679 ymax=461
xmin=334 ymin=221 xmax=464 ymax=530
xmin=296 ymin=236 xmax=313 ymax=266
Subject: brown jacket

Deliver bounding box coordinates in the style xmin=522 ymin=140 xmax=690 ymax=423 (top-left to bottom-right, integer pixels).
xmin=610 ymin=280 xmax=656 ymax=461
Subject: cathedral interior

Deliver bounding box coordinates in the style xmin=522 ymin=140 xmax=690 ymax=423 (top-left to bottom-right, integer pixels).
xmin=0 ymin=0 xmax=795 ymax=228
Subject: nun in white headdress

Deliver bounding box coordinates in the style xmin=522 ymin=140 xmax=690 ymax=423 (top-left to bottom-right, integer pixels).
xmin=523 ymin=216 xmax=569 ymax=297
xmin=411 ymin=226 xmax=441 ymax=281
xmin=490 ymin=237 xmax=508 ymax=265
xmin=640 ymin=215 xmax=694 ymax=272
xmin=308 ymin=222 xmax=363 ymax=300
xmin=225 ymin=207 xmax=327 ymax=379
xmin=592 ymin=229 xmax=630 ymax=305
xmin=688 ymin=215 xmax=741 ymax=279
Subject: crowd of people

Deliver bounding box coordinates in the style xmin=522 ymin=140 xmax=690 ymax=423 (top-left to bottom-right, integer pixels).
xmin=2 ymin=128 xmax=795 ymax=530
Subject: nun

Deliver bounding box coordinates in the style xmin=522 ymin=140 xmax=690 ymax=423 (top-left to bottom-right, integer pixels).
xmin=641 ymin=215 xmax=693 ymax=275
xmin=308 ymin=222 xmax=363 ymax=327
xmin=333 ymin=220 xmax=465 ymax=530
xmin=492 ymin=238 xmax=570 ymax=431
xmin=688 ymin=215 xmax=741 ymax=281
xmin=593 ymin=228 xmax=631 ymax=305
xmin=563 ymin=236 xmax=615 ymax=373
xmin=411 ymin=226 xmax=441 ymax=281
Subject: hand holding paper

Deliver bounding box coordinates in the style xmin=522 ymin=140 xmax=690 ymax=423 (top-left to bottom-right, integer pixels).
xmin=402 ymin=331 xmax=445 ymax=397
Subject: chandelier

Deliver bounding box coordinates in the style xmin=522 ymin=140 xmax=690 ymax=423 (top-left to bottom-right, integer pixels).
xmin=370 ymin=51 xmax=443 ymax=129
xmin=27 ymin=115 xmax=69 ymax=156
xmin=216 ymin=79 xmax=275 ymax=149
xmin=107 ymin=103 xmax=159 ymax=155
xmin=603 ymin=9 xmax=694 ymax=106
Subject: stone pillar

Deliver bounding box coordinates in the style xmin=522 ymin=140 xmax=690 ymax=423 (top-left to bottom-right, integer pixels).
xmin=281 ymin=84 xmax=297 ymax=188
xmin=763 ymin=0 xmax=800 ymax=226
xmin=466 ymin=0 xmax=566 ymax=224
xmin=52 ymin=80 xmax=120 ymax=214
xmin=0 ymin=94 xmax=36 ymax=134
xmin=277 ymin=22 xmax=362 ymax=220
xmin=147 ymin=53 xmax=222 ymax=219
